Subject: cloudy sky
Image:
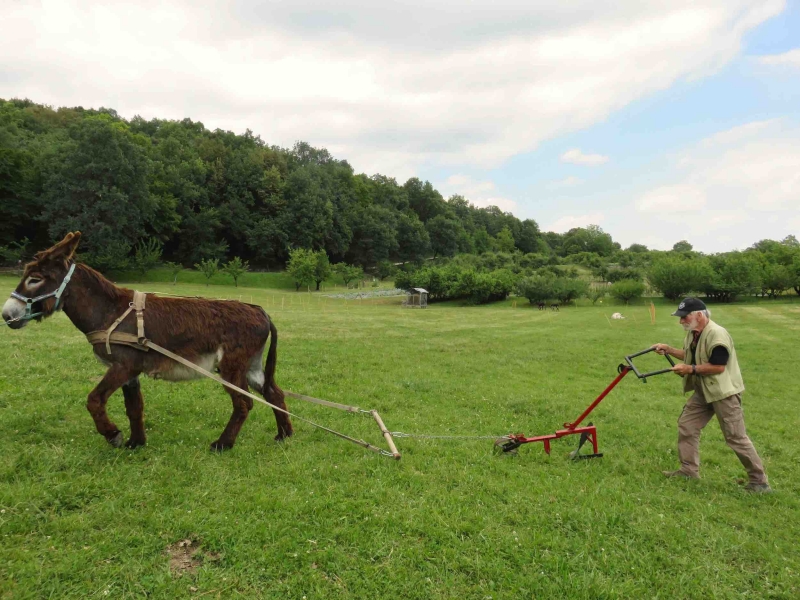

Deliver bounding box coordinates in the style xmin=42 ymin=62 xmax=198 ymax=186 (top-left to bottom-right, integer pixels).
xmin=2 ymin=0 xmax=798 ymax=252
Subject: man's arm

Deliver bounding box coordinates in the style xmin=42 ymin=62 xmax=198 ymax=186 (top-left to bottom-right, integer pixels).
xmin=668 ymin=345 xmax=728 ymax=376
xmin=652 ymin=343 xmax=685 ymax=360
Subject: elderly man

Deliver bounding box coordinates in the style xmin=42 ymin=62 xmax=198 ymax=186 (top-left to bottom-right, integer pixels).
xmin=653 ymin=297 xmax=770 ymax=493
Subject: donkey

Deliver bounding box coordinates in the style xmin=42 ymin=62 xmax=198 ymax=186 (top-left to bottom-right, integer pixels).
xmin=2 ymin=232 xmax=292 ymax=450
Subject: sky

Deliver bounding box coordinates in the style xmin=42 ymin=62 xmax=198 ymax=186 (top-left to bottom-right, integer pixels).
xmin=1 ymin=0 xmax=798 ymax=253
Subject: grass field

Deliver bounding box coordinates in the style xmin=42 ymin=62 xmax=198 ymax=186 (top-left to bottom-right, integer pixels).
xmin=1 ymin=275 xmax=799 ymax=599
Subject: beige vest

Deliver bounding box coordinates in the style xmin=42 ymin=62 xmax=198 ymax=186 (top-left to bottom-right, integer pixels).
xmin=682 ymin=320 xmax=745 ymax=402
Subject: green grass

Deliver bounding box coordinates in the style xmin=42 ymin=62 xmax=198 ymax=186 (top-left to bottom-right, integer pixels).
xmin=1 ymin=277 xmax=799 ymax=599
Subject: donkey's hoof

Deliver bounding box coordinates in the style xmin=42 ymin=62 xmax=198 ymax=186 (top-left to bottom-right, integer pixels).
xmin=274 ymin=430 xmax=293 ymax=442
xmin=108 ymin=431 xmax=124 ymax=448
xmin=210 ymin=440 xmax=233 ymax=452
xmin=125 ymin=438 xmax=146 ymax=449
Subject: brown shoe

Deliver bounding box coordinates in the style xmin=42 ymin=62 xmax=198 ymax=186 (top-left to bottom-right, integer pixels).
xmin=744 ymin=483 xmax=772 ymax=494
xmin=662 ymin=469 xmax=699 ymax=479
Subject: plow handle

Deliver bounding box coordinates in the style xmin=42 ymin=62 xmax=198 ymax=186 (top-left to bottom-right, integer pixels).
xmin=624 ymin=347 xmax=675 ymax=380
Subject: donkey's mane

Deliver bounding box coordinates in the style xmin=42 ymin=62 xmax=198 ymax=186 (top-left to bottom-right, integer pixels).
xmin=76 ymin=262 xmax=130 ymax=300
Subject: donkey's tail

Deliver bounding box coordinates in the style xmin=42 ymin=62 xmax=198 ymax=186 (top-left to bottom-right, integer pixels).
xmin=264 ymin=319 xmax=279 ymax=393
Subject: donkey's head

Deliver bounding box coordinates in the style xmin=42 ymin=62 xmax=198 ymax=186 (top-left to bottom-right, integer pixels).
xmin=2 ymin=232 xmax=82 ymax=329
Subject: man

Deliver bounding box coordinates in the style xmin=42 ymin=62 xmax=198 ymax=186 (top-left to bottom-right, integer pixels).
xmin=653 ymin=297 xmax=771 ymax=493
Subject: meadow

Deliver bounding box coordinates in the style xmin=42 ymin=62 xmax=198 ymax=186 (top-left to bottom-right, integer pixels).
xmin=1 ymin=275 xmax=799 ymax=599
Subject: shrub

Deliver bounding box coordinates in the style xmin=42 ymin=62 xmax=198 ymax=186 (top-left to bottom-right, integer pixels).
xmin=610 ymin=279 xmax=646 ymax=304
xmin=552 ymin=278 xmax=588 ymax=305
xmin=332 ymin=262 xmax=364 ymax=288
xmin=313 ymin=251 xmax=331 ymax=290
xmin=287 ymin=248 xmax=316 ymax=290
xmin=376 ymin=260 xmax=396 ymax=281
xmin=133 ymin=238 xmax=163 ymax=278
xmin=515 ymin=274 xmax=555 ymax=305
xmin=194 ymin=258 xmax=219 ymax=286
xmin=587 ymin=287 xmax=607 ymax=305
xmin=704 ymin=253 xmax=761 ymax=302
xmin=606 ymin=268 xmax=641 ymax=283
xmin=164 ymin=261 xmax=182 ymax=285
xmin=222 ymin=256 xmax=249 ymax=287
xmin=647 ymin=256 xmax=711 ymax=300
xmin=761 ymin=263 xmax=793 ymax=298
xmin=396 ymin=264 xmax=516 ymax=304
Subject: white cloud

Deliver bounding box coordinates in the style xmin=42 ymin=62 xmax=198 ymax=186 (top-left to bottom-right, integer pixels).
xmin=440 ymin=175 xmax=517 ymax=212
xmin=560 ymin=149 xmax=610 ymax=166
xmin=756 ymin=48 xmax=800 ymax=66
xmin=694 ymin=119 xmax=778 ymax=149
xmin=625 ymin=119 xmax=800 ymax=251
xmin=549 ymin=176 xmax=584 ymax=188
xmin=637 ymin=184 xmax=707 ymax=212
xmin=547 ymin=212 xmax=606 ymax=233
xmin=0 ymin=0 xmax=785 ymax=178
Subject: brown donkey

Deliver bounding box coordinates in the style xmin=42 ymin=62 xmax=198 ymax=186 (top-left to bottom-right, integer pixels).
xmin=2 ymin=232 xmax=293 ymax=450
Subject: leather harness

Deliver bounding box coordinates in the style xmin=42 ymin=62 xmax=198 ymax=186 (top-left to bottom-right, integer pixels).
xmin=85 ymin=290 xmax=149 ymax=354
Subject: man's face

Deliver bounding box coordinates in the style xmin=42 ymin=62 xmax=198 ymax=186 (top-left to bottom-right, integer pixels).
xmin=680 ymin=312 xmax=700 ymax=332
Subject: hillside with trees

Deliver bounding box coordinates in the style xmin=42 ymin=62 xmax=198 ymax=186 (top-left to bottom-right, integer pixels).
xmin=2 ymin=98 xmax=799 ymax=303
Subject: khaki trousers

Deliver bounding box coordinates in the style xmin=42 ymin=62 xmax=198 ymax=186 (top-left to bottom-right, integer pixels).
xmin=677 ymin=387 xmax=768 ymax=484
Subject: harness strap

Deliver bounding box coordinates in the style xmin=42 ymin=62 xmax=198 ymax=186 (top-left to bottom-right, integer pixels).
xmin=105 ymin=305 xmax=135 ymax=355
xmin=95 ymin=290 xmax=148 ymax=355
xmin=87 ymin=331 xmax=150 ymax=351
xmin=284 ymin=391 xmax=361 ymax=413
xmin=133 ymin=291 xmax=146 ymax=343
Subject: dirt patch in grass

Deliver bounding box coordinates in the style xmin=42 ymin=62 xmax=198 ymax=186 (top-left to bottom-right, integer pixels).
xmin=166 ymin=539 xmax=202 ymax=576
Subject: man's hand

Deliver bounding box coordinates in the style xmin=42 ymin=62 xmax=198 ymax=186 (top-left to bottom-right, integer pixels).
xmin=671 ymin=364 xmax=693 ymax=376
xmin=652 ymin=343 xmax=671 ymax=355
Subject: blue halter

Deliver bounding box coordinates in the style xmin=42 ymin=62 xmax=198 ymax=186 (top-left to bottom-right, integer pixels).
xmin=8 ymin=263 xmax=76 ymax=323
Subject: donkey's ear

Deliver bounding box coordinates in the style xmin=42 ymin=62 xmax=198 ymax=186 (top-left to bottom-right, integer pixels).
xmin=42 ymin=232 xmax=82 ymax=263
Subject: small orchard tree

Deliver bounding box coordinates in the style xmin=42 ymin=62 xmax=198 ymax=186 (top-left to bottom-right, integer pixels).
xmin=761 ymin=263 xmax=793 ymax=298
xmin=515 ymin=274 xmax=555 ymax=305
xmin=647 ymin=256 xmax=711 ymax=300
xmin=164 ymin=261 xmax=182 ymax=285
xmin=704 ymin=253 xmax=761 ymax=302
xmin=333 ymin=262 xmax=364 ymax=288
xmin=588 ymin=287 xmax=607 ymax=305
xmin=377 ymin=260 xmax=396 ymax=281
xmin=313 ymin=250 xmax=331 ymax=291
xmin=552 ymin=277 xmax=588 ymax=306
xmin=133 ymin=238 xmax=163 ymax=278
xmin=194 ymin=258 xmax=219 ymax=286
xmin=610 ymin=279 xmax=645 ymax=304
xmin=287 ymin=248 xmax=316 ymax=291
xmin=222 ymin=256 xmax=249 ymax=287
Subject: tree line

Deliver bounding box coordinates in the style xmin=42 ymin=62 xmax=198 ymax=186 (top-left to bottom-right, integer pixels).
xmin=397 ymin=236 xmax=800 ymax=306
xmin=1 ymin=98 xmax=544 ymax=271
xmin=2 ymin=98 xmax=798 ymax=306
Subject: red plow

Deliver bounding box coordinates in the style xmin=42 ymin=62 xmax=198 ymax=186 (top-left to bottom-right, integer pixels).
xmin=496 ymin=347 xmax=675 ymax=459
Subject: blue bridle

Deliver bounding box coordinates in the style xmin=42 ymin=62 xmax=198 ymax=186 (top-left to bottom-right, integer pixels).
xmin=7 ymin=263 xmax=76 ymax=324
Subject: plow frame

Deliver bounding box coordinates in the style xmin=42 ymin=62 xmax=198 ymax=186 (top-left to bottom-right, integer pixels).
xmin=500 ymin=348 xmax=675 ymax=458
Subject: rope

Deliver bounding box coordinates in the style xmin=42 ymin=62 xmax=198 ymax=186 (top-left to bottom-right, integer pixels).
xmin=391 ymin=431 xmax=511 ymax=440
xmin=143 ymin=340 xmax=396 ymax=457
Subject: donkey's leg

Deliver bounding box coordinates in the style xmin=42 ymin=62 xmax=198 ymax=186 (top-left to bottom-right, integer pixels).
xmin=267 ymin=382 xmax=293 ymax=441
xmin=210 ymin=362 xmax=251 ymax=451
xmin=86 ymin=363 xmax=133 ymax=448
xmin=122 ymin=376 xmax=146 ymax=449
